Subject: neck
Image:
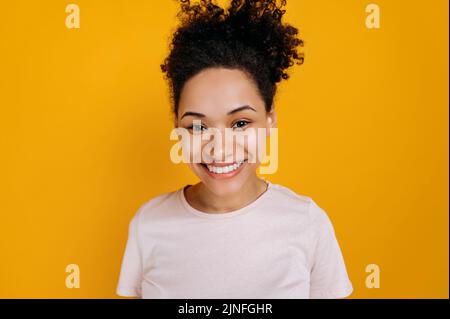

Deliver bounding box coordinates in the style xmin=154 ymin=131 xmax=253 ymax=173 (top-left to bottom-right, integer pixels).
xmin=188 ymin=176 xmax=268 ymax=214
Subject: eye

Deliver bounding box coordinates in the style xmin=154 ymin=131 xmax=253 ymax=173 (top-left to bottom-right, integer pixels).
xmin=232 ymin=120 xmax=250 ymax=130
xmin=187 ymin=123 xmax=208 ymax=132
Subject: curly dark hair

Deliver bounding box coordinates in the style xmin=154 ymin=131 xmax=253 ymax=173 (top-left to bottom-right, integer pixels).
xmin=161 ymin=0 xmax=304 ymax=115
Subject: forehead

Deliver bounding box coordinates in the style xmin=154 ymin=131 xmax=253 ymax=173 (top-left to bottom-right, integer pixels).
xmin=178 ymin=67 xmax=265 ymax=116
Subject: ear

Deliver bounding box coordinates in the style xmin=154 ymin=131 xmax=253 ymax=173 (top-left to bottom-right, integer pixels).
xmin=266 ymin=107 xmax=277 ymax=136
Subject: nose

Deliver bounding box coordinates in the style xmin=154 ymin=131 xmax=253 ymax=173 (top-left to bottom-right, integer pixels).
xmin=209 ymin=127 xmax=235 ymax=163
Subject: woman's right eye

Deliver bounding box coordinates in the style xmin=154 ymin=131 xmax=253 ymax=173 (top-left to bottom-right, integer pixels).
xmin=188 ymin=124 xmax=207 ymax=132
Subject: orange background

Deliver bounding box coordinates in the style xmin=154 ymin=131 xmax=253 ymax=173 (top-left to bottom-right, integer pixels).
xmin=0 ymin=0 xmax=448 ymax=298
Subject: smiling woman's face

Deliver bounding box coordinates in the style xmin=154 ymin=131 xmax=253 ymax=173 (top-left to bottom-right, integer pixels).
xmin=176 ymin=67 xmax=277 ymax=196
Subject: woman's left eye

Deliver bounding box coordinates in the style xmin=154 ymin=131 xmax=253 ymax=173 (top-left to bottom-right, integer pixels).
xmin=232 ymin=120 xmax=250 ymax=129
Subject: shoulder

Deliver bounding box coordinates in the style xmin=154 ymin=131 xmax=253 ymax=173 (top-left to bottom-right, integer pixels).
xmin=268 ymin=182 xmax=314 ymax=212
xmin=139 ymin=190 xmax=177 ymax=213
xmin=130 ymin=188 xmax=180 ymax=225
xmin=269 ymin=183 xmax=333 ymax=229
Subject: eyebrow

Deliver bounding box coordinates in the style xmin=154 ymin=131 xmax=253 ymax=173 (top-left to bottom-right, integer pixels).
xmin=180 ymin=105 xmax=257 ymax=120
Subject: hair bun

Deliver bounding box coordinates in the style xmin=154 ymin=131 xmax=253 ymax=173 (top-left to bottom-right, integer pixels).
xmin=175 ymin=0 xmax=304 ymax=83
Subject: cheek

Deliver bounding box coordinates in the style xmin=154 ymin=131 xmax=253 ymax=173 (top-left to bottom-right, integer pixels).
xmin=235 ymin=128 xmax=265 ymax=164
xmin=180 ymin=134 xmax=205 ymax=163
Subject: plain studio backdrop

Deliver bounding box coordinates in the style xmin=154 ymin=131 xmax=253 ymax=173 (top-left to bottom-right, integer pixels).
xmin=0 ymin=0 xmax=448 ymax=298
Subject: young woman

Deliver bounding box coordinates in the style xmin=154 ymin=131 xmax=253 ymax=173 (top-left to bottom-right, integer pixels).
xmin=116 ymin=0 xmax=353 ymax=299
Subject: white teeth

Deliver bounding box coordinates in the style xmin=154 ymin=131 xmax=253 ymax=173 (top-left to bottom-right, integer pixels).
xmin=206 ymin=160 xmax=245 ymax=174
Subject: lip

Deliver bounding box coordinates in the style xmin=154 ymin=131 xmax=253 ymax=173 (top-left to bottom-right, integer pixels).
xmin=199 ymin=160 xmax=247 ymax=180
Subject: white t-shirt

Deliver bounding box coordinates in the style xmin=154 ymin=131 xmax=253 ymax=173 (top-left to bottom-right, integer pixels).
xmin=116 ymin=180 xmax=353 ymax=299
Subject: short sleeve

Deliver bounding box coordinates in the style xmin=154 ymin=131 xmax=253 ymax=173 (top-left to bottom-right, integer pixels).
xmin=116 ymin=208 xmax=143 ymax=298
xmin=308 ymin=200 xmax=353 ymax=299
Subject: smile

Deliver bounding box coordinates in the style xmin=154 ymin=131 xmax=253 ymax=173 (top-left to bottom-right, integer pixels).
xmin=200 ymin=160 xmax=247 ymax=179
xmin=206 ymin=160 xmax=245 ymax=174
